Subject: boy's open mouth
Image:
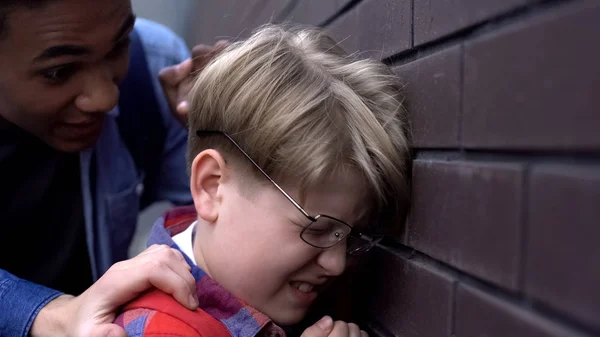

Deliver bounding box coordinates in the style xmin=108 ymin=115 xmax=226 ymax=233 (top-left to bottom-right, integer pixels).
xmin=290 ymin=281 xmax=314 ymax=293
xmin=289 ymin=281 xmax=320 ymax=304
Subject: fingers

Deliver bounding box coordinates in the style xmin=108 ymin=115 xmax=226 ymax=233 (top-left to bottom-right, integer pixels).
xmin=347 ymin=323 xmax=361 ymax=337
xmin=133 ymin=246 xmax=197 ymax=308
xmin=215 ymin=39 xmax=229 ymax=48
xmin=176 ymin=100 xmax=190 ymax=116
xmin=160 ymin=40 xmax=230 ymax=127
xmin=131 ymin=245 xmax=190 ymax=271
xmin=329 ymin=321 xmax=349 ymax=337
xmin=145 ymin=256 xmax=198 ymax=309
xmin=158 ymin=59 xmax=193 ymax=87
xmin=158 ymin=59 xmax=193 ymax=126
xmin=92 ymin=245 xmax=198 ymax=310
xmin=89 ymin=323 xmax=128 ymax=337
xmin=300 ymin=316 xmax=334 ymax=337
xmin=329 ymin=321 xmax=368 ymax=337
xmin=190 ymin=40 xmax=230 ymax=73
xmin=300 ymin=317 xmax=368 ymax=337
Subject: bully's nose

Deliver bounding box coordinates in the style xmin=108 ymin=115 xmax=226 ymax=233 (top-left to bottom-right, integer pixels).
xmin=75 ymin=67 xmax=120 ymax=114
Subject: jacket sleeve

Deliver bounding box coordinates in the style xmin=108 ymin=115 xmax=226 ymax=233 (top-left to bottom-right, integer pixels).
xmin=0 ymin=269 xmax=62 ymax=337
xmin=134 ymin=18 xmax=193 ymax=206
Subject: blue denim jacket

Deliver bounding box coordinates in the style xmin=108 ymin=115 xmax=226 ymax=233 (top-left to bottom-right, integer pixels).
xmin=0 ymin=19 xmax=192 ymax=337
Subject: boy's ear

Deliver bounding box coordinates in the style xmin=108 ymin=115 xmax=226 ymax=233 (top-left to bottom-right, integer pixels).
xmin=190 ymin=150 xmax=227 ymax=223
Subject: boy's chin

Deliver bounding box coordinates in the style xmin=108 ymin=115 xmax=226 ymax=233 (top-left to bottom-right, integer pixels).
xmin=268 ymin=308 xmax=310 ymax=326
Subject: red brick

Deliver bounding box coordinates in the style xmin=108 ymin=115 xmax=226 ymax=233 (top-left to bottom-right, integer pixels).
xmin=462 ymin=1 xmax=600 ymax=149
xmin=524 ymin=165 xmax=600 ymax=331
xmin=409 ymin=160 xmax=524 ymax=290
xmin=456 ymin=284 xmax=585 ymax=337
xmin=414 ymin=0 xmax=530 ymax=45
xmin=288 ymin=0 xmax=344 ymax=26
xmin=355 ymin=0 xmax=412 ymax=59
xmin=366 ymin=248 xmax=454 ymax=337
xmin=395 ymin=46 xmax=461 ymax=148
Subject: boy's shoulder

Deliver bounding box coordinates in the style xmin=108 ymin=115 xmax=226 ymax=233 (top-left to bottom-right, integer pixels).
xmin=115 ymin=289 xmax=231 ymax=337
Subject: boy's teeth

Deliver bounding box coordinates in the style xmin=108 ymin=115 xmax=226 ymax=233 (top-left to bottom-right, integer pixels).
xmin=294 ymin=282 xmax=314 ymax=293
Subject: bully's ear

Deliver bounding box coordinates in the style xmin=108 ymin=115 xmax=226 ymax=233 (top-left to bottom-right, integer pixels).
xmin=190 ymin=149 xmax=228 ymax=222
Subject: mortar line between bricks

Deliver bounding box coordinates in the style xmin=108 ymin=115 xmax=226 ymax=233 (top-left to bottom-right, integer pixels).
xmin=378 ymin=241 xmax=600 ymax=337
xmin=517 ymin=164 xmax=532 ymax=292
xmin=457 ymin=44 xmax=465 ymax=148
xmin=363 ymin=318 xmax=396 ymax=337
xmin=382 ymin=0 xmax=577 ymax=67
xmin=450 ymin=281 xmax=458 ymax=336
xmin=319 ymin=0 xmax=363 ymax=27
xmin=413 ymin=149 xmax=600 ymax=163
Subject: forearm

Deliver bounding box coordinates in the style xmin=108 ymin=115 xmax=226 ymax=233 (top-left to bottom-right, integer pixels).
xmin=0 ymin=269 xmax=63 ymax=337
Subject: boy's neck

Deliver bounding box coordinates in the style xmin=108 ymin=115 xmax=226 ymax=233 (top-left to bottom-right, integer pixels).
xmin=192 ymin=221 xmax=213 ymax=278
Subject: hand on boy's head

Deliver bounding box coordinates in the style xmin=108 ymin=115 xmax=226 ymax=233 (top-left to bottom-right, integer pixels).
xmin=159 ymin=40 xmax=229 ymax=127
xmin=191 ymin=40 xmax=230 ymax=74
xmin=30 ymin=245 xmax=197 ymax=337
xmin=300 ymin=316 xmax=368 ymax=337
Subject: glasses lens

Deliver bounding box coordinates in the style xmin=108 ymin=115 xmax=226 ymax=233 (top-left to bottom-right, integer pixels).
xmin=301 ymin=216 xmax=351 ymax=248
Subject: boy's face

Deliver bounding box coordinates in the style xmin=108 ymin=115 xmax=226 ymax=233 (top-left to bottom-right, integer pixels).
xmin=195 ymin=165 xmax=370 ymax=325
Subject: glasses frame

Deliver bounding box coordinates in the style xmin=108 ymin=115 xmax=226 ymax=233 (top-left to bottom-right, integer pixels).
xmin=196 ymin=130 xmax=383 ymax=255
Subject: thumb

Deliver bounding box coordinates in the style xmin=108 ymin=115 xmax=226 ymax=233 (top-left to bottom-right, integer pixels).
xmin=89 ymin=324 xmax=128 ymax=337
xmin=159 ymin=58 xmax=193 ymax=86
xmin=301 ymin=316 xmax=334 ymax=337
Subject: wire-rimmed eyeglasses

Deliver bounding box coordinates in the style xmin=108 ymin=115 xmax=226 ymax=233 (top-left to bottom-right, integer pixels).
xmin=196 ymin=130 xmax=383 ymax=255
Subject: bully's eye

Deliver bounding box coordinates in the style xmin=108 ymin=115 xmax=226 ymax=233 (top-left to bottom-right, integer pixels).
xmin=41 ymin=65 xmax=77 ymax=84
xmin=108 ymin=37 xmax=131 ymax=59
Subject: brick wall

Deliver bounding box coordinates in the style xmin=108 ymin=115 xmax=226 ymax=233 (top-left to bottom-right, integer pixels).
xmin=188 ymin=1 xmax=600 ymax=336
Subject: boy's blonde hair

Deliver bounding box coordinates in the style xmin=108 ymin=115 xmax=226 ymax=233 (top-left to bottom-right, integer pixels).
xmin=188 ymin=24 xmax=410 ymax=225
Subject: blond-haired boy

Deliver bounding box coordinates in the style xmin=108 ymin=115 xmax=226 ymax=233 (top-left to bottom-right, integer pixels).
xmin=116 ymin=24 xmax=409 ymax=337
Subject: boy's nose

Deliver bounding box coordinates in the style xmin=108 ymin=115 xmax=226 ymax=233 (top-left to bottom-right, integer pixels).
xmin=317 ymin=242 xmax=346 ymax=276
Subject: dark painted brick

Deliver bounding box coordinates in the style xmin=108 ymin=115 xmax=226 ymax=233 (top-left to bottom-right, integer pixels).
xmin=456 ymin=284 xmax=584 ymax=337
xmin=408 ymin=160 xmax=524 ymax=290
xmin=395 ymin=46 xmax=461 ymax=148
xmin=326 ymin=8 xmax=359 ymax=53
xmin=414 ymin=0 xmax=530 ymax=46
xmin=462 ymin=1 xmax=600 ymax=149
xmin=187 ymin=0 xmax=244 ymax=44
xmin=525 ymin=165 xmax=600 ymax=331
xmin=242 ymin=0 xmax=290 ymax=31
xmin=188 ymin=0 xmax=289 ymax=44
xmin=288 ymin=0 xmax=345 ymax=26
xmin=365 ymin=248 xmax=454 ymax=337
xmin=352 ymin=0 xmax=412 ymax=59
